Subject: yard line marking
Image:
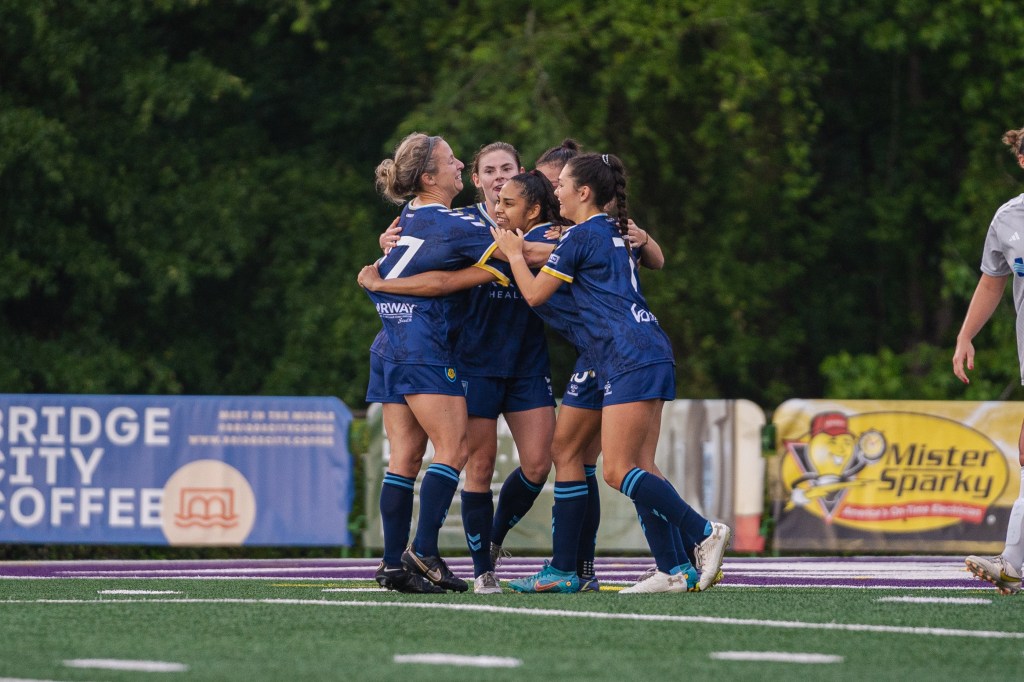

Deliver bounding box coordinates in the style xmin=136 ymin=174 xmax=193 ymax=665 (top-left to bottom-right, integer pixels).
xmin=322 ymin=588 xmax=387 ymax=592
xmin=876 ymin=596 xmax=992 ymax=605
xmin=98 ymin=590 xmax=181 ymax=595
xmin=6 ymin=597 xmax=1023 ymax=640
xmin=393 ymin=654 xmax=521 ymax=668
xmin=64 ymin=658 xmax=188 ymax=672
xmin=710 ymin=651 xmax=843 ymax=663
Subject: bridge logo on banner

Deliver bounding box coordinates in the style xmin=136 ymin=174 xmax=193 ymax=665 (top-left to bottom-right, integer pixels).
xmin=781 ymin=410 xmax=1009 ymax=532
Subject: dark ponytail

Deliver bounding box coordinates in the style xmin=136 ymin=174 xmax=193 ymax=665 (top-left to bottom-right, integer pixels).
xmin=565 ymin=153 xmax=628 ymax=235
xmin=507 ymin=170 xmax=571 ymax=227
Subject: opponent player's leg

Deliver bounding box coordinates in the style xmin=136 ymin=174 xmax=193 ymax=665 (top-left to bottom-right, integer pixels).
xmin=402 ymin=391 xmax=470 ymax=592
xmin=967 ymin=418 xmax=1024 ymax=595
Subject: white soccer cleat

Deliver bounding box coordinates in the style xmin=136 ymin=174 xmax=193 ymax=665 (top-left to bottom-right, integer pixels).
xmin=473 ymin=570 xmax=504 ymax=595
xmin=619 ymin=568 xmax=695 ymax=594
xmin=695 ymin=522 xmax=731 ymax=591
xmin=965 ymin=555 xmax=1021 ymax=595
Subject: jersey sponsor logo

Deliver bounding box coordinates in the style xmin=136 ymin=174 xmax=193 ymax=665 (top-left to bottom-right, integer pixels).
xmin=547 ymin=254 xmax=560 ymax=266
xmin=630 ymin=303 xmax=658 ymax=323
xmin=1014 ymin=257 xmax=1024 ymax=277
xmin=1012 ymin=232 xmax=1021 ymax=242
xmin=489 ymin=287 xmax=523 ymax=300
xmin=566 ymin=383 xmax=580 ymax=397
xmin=375 ymin=302 xmax=417 ymax=322
xmin=603 ymin=381 xmax=612 ymax=396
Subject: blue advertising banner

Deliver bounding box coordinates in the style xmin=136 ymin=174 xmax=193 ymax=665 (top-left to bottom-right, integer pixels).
xmin=0 ymin=395 xmax=353 ymax=546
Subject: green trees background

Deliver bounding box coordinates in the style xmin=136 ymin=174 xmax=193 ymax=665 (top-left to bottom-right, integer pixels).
xmin=5 ymin=0 xmax=1024 ymax=414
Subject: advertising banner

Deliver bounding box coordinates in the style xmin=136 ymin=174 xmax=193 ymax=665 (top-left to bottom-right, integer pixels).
xmin=362 ymin=399 xmax=766 ymax=554
xmin=769 ymin=399 xmax=1022 ymax=552
xmin=0 ymin=394 xmax=353 ymax=546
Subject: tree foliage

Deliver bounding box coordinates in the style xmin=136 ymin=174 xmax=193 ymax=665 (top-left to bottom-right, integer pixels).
xmin=2 ymin=0 xmax=1023 ymax=411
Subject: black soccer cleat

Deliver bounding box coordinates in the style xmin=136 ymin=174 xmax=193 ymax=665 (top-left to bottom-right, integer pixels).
xmin=374 ymin=561 xmax=445 ymax=594
xmin=401 ymin=547 xmax=469 ymax=592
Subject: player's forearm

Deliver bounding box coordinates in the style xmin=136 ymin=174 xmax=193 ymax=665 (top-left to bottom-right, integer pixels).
xmin=957 ymin=275 xmax=1007 ymax=342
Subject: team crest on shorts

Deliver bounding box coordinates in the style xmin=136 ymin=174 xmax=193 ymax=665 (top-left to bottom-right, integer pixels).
xmin=445 ymin=367 xmax=457 ymax=382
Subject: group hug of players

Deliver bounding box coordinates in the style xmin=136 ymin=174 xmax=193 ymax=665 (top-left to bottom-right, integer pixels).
xmin=357 ymin=133 xmax=730 ymax=595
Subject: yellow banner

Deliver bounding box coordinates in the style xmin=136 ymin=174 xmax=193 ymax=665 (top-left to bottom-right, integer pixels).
xmin=770 ymin=399 xmax=1023 ymax=552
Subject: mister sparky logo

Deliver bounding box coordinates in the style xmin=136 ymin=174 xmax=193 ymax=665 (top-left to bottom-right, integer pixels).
xmin=781 ymin=411 xmax=1009 ymax=532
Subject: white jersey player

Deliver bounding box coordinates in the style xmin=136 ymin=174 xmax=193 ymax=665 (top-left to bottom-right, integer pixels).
xmin=954 ymin=125 xmax=1024 ymax=595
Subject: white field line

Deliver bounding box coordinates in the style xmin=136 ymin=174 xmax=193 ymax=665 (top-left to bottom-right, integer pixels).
xmin=710 ymin=651 xmax=843 ymax=663
xmin=64 ymin=658 xmax=188 ymax=672
xmin=393 ymin=653 xmax=521 ymax=668
xmin=2 ymin=597 xmax=1021 ymax=640
xmin=876 ymin=596 xmax=993 ymax=604
xmin=98 ymin=590 xmax=182 ymax=595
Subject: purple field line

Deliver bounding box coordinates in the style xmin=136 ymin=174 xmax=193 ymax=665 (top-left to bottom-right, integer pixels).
xmin=0 ymin=555 xmax=981 ymax=589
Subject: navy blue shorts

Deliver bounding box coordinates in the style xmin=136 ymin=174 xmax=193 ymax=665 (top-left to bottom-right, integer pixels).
xmin=561 ymin=368 xmax=603 ymax=411
xmin=600 ymin=362 xmax=676 ymax=406
xmin=463 ymin=375 xmax=555 ymax=419
xmin=366 ymin=354 xmax=465 ymax=404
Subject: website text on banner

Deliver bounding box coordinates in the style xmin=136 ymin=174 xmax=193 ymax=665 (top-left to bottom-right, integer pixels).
xmin=770 ymin=399 xmax=1021 ymax=553
xmin=0 ymin=395 xmax=353 ymax=546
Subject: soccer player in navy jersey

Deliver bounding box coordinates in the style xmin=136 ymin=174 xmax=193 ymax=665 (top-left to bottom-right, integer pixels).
xmin=367 ymin=132 xmax=511 ymax=594
xmin=361 ymin=168 xmax=567 ymax=593
xmin=492 ymin=152 xmax=732 ymax=594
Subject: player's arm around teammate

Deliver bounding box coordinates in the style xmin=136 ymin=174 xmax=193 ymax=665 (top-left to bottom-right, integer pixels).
xmin=367 ymin=132 xmax=508 ymax=594
xmin=492 ymin=153 xmax=730 ymax=594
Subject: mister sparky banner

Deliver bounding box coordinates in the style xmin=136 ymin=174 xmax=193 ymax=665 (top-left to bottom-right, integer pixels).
xmin=770 ymin=399 xmax=1024 ymax=553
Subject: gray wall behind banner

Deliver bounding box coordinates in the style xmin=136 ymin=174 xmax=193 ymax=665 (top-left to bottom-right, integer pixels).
xmin=361 ymin=399 xmax=766 ymax=555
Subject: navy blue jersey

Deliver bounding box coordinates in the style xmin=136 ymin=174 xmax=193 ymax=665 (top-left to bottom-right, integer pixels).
xmin=541 ymin=213 xmax=674 ymax=380
xmin=367 ymin=202 xmax=506 ymax=366
xmin=454 ymin=204 xmax=553 ymax=378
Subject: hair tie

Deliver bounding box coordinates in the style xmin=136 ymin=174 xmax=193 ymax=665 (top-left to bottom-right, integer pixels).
xmin=601 ymin=154 xmax=609 ymax=165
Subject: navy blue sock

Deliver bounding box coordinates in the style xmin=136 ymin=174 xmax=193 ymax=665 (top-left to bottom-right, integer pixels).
xmin=461 ymin=490 xmax=494 ymax=576
xmin=491 ymin=467 xmax=544 ymax=545
xmin=663 ymin=479 xmax=698 ymax=566
xmin=619 ymin=467 xmax=708 ymax=545
xmin=379 ymin=472 xmax=415 ymax=566
xmin=551 ymin=480 xmax=588 ymax=573
xmin=635 ymin=501 xmax=682 ymax=574
xmin=576 ymin=465 xmax=601 ymax=577
xmin=412 ymin=462 xmax=460 ymax=557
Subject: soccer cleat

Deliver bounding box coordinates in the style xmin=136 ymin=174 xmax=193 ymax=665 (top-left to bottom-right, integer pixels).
xmin=619 ymin=566 xmax=697 ymax=594
xmin=694 ymin=522 xmax=731 ymax=591
xmin=698 ymin=569 xmax=724 ymax=591
xmin=374 ymin=561 xmax=445 ymax=594
xmin=473 ymin=570 xmax=503 ymax=595
xmin=490 ymin=542 xmax=511 ymax=569
xmin=508 ymin=561 xmax=580 ymax=593
xmin=965 ymin=555 xmax=1022 ymax=595
xmin=401 ymin=548 xmax=469 ymax=592
xmin=635 ymin=565 xmax=657 ymax=583
xmin=578 ymin=575 xmax=601 ymax=592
